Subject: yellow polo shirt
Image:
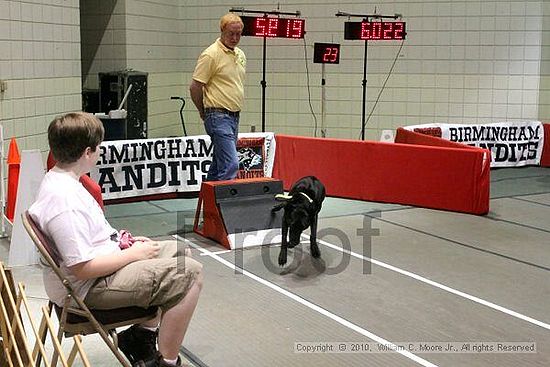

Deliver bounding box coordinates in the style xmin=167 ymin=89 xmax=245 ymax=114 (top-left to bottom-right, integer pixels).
xmin=192 ymin=38 xmax=246 ymax=112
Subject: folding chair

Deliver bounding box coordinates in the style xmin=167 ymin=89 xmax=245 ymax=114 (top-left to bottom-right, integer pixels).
xmin=22 ymin=211 xmax=159 ymax=367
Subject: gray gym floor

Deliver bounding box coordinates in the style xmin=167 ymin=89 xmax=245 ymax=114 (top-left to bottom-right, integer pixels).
xmin=2 ymin=166 xmax=549 ymax=366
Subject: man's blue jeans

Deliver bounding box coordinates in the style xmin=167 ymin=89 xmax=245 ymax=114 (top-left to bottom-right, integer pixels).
xmin=204 ymin=110 xmax=239 ymax=181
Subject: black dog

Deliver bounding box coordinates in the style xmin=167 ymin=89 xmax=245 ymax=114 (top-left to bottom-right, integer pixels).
xmin=272 ymin=176 xmax=326 ymax=266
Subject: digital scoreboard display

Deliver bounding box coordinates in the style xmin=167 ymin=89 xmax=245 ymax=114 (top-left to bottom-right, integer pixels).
xmin=313 ymin=43 xmax=340 ymax=64
xmin=241 ymin=15 xmax=305 ymax=39
xmin=344 ymin=21 xmax=406 ymax=40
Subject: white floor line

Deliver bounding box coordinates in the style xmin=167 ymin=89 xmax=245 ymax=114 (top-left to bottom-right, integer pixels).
xmin=175 ymin=234 xmax=439 ymax=367
xmin=198 ymin=244 xmax=283 ymax=257
xmin=305 ymin=234 xmax=550 ymax=331
xmin=199 ymin=249 xmax=232 ymax=256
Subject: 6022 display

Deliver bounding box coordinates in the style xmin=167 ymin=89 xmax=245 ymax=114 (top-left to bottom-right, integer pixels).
xmin=344 ymin=21 xmax=406 ymax=40
xmin=241 ymin=15 xmax=305 ymax=38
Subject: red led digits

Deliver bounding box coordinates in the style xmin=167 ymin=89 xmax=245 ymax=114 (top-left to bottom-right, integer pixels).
xmin=383 ymin=23 xmax=393 ymax=39
xmin=322 ymin=47 xmax=338 ymax=62
xmin=267 ymin=18 xmax=278 ymax=37
xmin=373 ymin=22 xmax=382 ymax=39
xmin=313 ymin=43 xmax=340 ymax=64
xmin=289 ymin=19 xmax=304 ymax=38
xmin=332 ymin=47 xmax=339 ymax=62
xmin=254 ymin=18 xmax=278 ymax=37
xmin=242 ymin=16 xmax=305 ymax=38
xmin=363 ymin=22 xmax=406 ymax=40
xmin=254 ymin=17 xmax=265 ymax=36
xmin=322 ymin=48 xmax=331 ymax=62
xmin=396 ymin=22 xmax=406 ymax=39
xmin=345 ymin=21 xmax=406 ymax=40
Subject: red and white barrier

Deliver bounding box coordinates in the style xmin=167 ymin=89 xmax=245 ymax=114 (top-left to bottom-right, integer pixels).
xmin=540 ymin=124 xmax=550 ymax=167
xmin=273 ymin=134 xmax=490 ymax=215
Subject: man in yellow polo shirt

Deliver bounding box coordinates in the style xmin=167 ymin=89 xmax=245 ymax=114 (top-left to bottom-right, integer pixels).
xmin=190 ymin=13 xmax=246 ymax=181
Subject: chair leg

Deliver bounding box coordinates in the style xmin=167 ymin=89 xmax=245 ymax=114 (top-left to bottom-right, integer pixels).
xmin=94 ymin=327 xmax=131 ymax=367
xmin=70 ymin=296 xmax=132 ymax=367
xmin=110 ymin=329 xmax=119 ymax=348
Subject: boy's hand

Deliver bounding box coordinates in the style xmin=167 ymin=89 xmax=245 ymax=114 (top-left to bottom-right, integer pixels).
xmin=129 ymin=241 xmax=160 ymax=261
xmin=132 ymin=236 xmax=152 ymax=242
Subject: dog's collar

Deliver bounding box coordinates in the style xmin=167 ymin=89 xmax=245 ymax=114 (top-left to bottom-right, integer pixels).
xmin=298 ymin=191 xmax=313 ymax=204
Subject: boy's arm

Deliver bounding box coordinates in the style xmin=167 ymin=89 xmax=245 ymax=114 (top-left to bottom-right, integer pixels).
xmin=69 ymin=241 xmax=160 ymax=280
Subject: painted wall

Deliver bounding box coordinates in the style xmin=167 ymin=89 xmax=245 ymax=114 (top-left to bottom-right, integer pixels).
xmin=539 ymin=1 xmax=550 ymax=120
xmin=0 ymin=0 xmax=81 ymax=155
xmin=0 ymin=0 xmax=548 ymax=157
xmin=179 ymin=1 xmax=549 ymax=140
xmin=80 ymin=0 xmax=184 ymax=138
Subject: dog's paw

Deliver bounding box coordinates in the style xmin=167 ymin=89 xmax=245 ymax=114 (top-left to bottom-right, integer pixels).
xmin=278 ymin=251 xmax=287 ymax=266
xmin=310 ymin=243 xmax=321 ymax=258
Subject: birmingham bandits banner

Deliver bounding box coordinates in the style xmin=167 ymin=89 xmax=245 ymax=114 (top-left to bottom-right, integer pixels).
xmin=89 ymin=132 xmax=276 ymax=200
xmin=404 ymin=121 xmax=544 ymax=168
xmin=237 ymin=137 xmax=266 ymax=179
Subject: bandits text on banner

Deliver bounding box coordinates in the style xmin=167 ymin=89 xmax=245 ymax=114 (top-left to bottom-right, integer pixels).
xmin=404 ymin=121 xmax=544 ymax=168
xmin=89 ymin=133 xmax=276 ymax=200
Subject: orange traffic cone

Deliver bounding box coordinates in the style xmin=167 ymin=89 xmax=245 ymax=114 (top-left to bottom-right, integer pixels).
xmin=6 ymin=138 xmax=21 ymax=222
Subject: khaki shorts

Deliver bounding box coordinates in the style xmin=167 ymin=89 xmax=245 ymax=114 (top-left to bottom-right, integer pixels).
xmin=84 ymin=240 xmax=202 ymax=312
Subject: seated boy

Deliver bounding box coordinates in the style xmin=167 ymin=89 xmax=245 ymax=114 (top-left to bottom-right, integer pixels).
xmin=29 ymin=112 xmax=203 ymax=367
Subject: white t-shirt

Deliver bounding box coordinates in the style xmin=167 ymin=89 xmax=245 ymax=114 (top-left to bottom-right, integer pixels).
xmin=28 ymin=170 xmax=121 ymax=306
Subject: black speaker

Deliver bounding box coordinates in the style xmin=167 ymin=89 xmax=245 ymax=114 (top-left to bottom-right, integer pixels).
xmin=82 ymin=88 xmax=100 ymax=113
xmin=99 ymin=70 xmax=148 ymax=139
